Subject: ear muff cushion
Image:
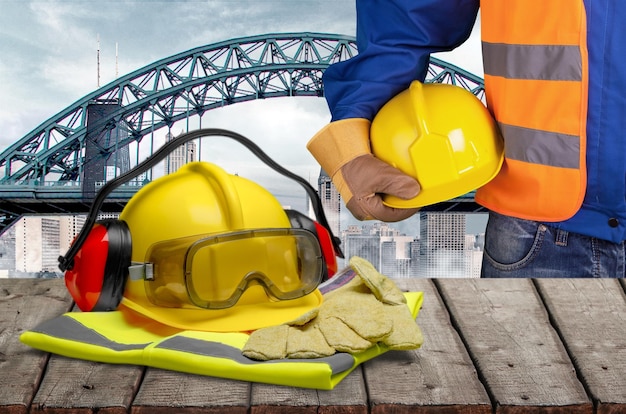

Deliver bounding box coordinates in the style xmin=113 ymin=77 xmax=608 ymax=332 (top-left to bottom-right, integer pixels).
xmin=312 ymin=221 xmax=338 ymax=277
xmin=93 ymin=220 xmax=132 ymax=311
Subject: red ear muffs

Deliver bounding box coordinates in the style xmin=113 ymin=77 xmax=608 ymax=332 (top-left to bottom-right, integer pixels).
xmin=285 ymin=209 xmax=338 ymax=280
xmin=64 ymin=219 xmax=131 ymax=311
xmin=311 ymin=221 xmax=338 ymax=277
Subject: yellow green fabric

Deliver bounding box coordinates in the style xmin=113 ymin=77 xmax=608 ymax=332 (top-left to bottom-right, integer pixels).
xmin=20 ymin=291 xmax=423 ymax=390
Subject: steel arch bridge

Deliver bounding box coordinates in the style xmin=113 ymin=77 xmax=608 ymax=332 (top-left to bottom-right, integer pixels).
xmin=0 ymin=32 xmax=485 ymax=232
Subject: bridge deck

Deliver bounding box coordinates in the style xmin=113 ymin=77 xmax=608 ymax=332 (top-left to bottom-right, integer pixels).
xmin=2 ymin=277 xmax=625 ymax=413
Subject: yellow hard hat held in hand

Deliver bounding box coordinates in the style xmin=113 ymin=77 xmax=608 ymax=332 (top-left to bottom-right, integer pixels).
xmin=371 ymin=81 xmax=504 ymax=208
xmin=307 ymin=118 xmax=421 ymax=222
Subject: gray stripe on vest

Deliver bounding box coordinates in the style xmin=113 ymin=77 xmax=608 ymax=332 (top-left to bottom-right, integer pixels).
xmin=32 ymin=315 xmax=151 ymax=351
xmin=156 ymin=336 xmax=356 ymax=375
xmin=483 ymin=42 xmax=582 ymax=81
xmin=500 ymin=123 xmax=580 ymax=169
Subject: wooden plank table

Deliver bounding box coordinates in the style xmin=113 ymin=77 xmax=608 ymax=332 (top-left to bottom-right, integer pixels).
xmin=1 ymin=277 xmax=625 ymax=413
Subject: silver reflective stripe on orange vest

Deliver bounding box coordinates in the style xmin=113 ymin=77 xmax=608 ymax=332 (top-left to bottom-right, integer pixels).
xmin=483 ymin=42 xmax=583 ymax=81
xmin=483 ymin=42 xmax=583 ymax=169
xmin=498 ymin=124 xmax=580 ymax=169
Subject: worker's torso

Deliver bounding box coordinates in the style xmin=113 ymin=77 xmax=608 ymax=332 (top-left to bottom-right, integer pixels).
xmin=476 ymin=0 xmax=626 ymax=243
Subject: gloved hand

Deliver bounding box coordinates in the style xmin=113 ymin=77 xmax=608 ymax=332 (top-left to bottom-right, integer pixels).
xmin=307 ymin=118 xmax=421 ymax=222
xmin=242 ymin=257 xmax=423 ymax=361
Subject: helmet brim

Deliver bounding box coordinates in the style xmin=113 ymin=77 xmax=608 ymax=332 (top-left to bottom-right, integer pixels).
xmin=119 ymin=288 xmax=323 ymax=332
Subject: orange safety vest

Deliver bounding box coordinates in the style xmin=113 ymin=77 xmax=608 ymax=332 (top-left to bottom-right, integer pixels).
xmin=475 ymin=0 xmax=589 ymax=222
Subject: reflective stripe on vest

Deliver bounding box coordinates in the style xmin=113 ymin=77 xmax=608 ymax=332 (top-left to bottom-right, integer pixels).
xmin=27 ymin=312 xmax=356 ymax=388
xmin=475 ymin=0 xmax=588 ymax=221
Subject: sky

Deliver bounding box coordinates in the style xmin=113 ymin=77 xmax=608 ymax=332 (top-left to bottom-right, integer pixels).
xmin=0 ymin=0 xmax=486 ymax=234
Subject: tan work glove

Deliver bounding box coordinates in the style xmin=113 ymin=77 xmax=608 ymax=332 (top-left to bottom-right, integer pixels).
xmin=242 ymin=257 xmax=423 ymax=361
xmin=307 ymin=118 xmax=421 ymax=222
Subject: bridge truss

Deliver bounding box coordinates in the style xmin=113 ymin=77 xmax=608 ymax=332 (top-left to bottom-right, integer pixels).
xmin=0 ymin=32 xmax=485 ymax=232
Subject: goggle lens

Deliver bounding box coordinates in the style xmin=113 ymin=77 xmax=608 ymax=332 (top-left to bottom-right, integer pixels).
xmin=143 ymin=228 xmax=323 ymax=309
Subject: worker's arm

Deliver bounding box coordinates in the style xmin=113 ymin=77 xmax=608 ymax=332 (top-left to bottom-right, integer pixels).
xmin=308 ymin=0 xmax=479 ymax=222
xmin=324 ymin=0 xmax=480 ymax=121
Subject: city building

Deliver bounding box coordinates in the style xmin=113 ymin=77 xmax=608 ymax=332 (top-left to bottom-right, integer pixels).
xmin=59 ymin=215 xmax=87 ymax=254
xmin=0 ymin=226 xmax=15 ymax=278
xmin=165 ymin=130 xmax=197 ymax=174
xmin=419 ymin=213 xmax=467 ymax=278
xmin=15 ymin=217 xmax=60 ymax=274
xmin=465 ymin=234 xmax=483 ymax=278
xmin=317 ymin=169 xmax=341 ymax=238
xmin=83 ymin=100 xmax=131 ymax=197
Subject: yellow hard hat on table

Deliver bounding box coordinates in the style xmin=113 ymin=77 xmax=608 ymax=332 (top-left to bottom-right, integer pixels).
xmin=120 ymin=162 xmax=324 ymax=332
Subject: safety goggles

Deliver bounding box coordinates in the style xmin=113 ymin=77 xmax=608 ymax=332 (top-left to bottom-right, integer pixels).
xmin=129 ymin=228 xmax=324 ymax=310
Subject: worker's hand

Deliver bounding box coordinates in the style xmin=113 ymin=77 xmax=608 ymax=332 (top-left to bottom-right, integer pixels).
xmin=242 ymin=257 xmax=423 ymax=361
xmin=307 ymin=119 xmax=420 ymax=222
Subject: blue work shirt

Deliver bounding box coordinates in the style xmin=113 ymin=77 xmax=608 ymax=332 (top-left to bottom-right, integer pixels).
xmin=322 ymin=0 xmax=626 ymax=243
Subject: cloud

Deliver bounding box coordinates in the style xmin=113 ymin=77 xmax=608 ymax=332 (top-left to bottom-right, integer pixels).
xmin=0 ymin=0 xmax=356 ymax=150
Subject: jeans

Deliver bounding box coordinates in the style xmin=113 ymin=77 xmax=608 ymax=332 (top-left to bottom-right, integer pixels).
xmin=481 ymin=211 xmax=626 ymax=278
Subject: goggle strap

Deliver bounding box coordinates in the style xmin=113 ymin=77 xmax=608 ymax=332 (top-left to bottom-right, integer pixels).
xmin=128 ymin=262 xmax=153 ymax=281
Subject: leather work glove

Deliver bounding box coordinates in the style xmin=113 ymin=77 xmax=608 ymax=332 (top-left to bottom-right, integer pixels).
xmin=242 ymin=257 xmax=423 ymax=361
xmin=307 ymin=118 xmax=421 ymax=222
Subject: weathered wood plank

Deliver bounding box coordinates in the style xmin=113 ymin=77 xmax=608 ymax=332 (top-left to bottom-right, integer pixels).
xmin=131 ymin=368 xmax=250 ymax=414
xmin=535 ymin=279 xmax=626 ymax=414
xmin=250 ymin=381 xmax=319 ymax=414
xmin=436 ymin=279 xmax=593 ymax=414
xmin=0 ymin=278 xmax=72 ymax=414
xmin=316 ymin=367 xmax=368 ymax=414
xmin=27 ymin=303 xmax=144 ymax=414
xmin=30 ymin=357 xmax=143 ymax=414
xmin=364 ymin=279 xmax=492 ymax=414
xmin=248 ymin=366 xmax=367 ymax=414
xmin=6 ymin=278 xmax=625 ymax=413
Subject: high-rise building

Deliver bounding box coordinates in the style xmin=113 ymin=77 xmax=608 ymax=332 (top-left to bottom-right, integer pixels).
xmin=317 ymin=169 xmax=341 ymax=238
xmin=342 ymin=232 xmax=380 ymax=271
xmin=380 ymin=235 xmax=416 ymax=277
xmin=59 ymin=215 xmax=87 ymax=254
xmin=380 ymin=239 xmax=397 ymax=275
xmin=15 ymin=217 xmax=60 ymax=273
xmin=0 ymin=226 xmax=15 ymax=277
xmin=83 ymin=100 xmax=131 ymax=197
xmin=465 ymin=234 xmax=483 ymax=278
xmin=419 ymin=212 xmax=467 ymax=277
xmin=409 ymin=238 xmax=420 ymax=276
xmin=165 ymin=131 xmax=197 ymax=174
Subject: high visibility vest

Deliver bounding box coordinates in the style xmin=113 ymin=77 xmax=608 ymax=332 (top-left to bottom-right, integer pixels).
xmin=475 ymin=0 xmax=589 ymax=222
xmin=20 ymin=292 xmax=423 ymax=390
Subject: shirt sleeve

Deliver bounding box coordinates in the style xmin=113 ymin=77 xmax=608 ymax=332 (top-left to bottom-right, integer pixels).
xmin=323 ymin=0 xmax=480 ymax=121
